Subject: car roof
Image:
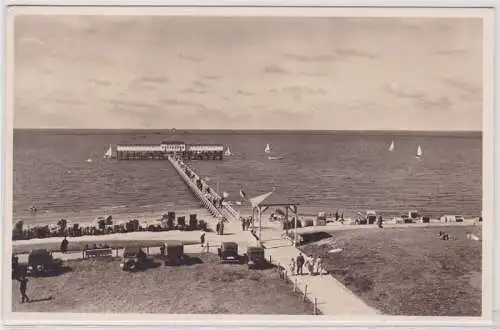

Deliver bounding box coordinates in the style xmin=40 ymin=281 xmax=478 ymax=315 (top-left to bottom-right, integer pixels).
xmin=29 ymin=249 xmax=50 ymax=255
xmin=123 ymin=246 xmax=143 ymax=254
xmin=222 ymin=242 xmax=238 ymax=248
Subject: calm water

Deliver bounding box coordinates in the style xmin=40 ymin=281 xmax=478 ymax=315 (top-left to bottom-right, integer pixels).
xmin=13 ymin=130 xmax=482 ymax=222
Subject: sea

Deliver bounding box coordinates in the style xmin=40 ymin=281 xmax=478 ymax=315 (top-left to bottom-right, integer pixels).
xmin=13 ymin=130 xmax=482 ymax=224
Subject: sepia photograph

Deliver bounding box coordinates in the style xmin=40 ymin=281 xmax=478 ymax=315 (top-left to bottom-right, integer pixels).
xmin=3 ymin=5 xmax=495 ymax=325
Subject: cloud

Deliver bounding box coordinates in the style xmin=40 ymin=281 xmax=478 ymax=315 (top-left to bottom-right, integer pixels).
xmin=177 ymin=53 xmax=204 ymax=62
xmin=336 ymin=49 xmax=378 ymax=59
xmin=192 ymin=80 xmax=209 ymax=89
xmin=415 ymin=96 xmax=452 ymax=110
xmin=87 ymin=78 xmax=112 ymax=86
xmin=18 ymin=36 xmax=45 ymax=46
xmin=236 ymin=89 xmax=255 ymax=96
xmin=442 ymin=78 xmax=481 ymax=95
xmin=284 ymin=53 xmax=335 ymax=62
xmin=137 ymin=76 xmax=169 ymax=84
xmin=435 ymin=49 xmax=468 ymax=56
xmin=180 ymin=87 xmax=207 ymax=95
xmin=263 ymin=65 xmax=287 ymax=74
xmin=300 ymin=71 xmax=328 ymax=77
xmin=385 ymin=83 xmax=426 ymax=99
xmin=204 ymin=75 xmax=220 ymax=80
xmin=159 ymin=98 xmax=207 ymax=109
xmin=282 ymin=86 xmax=326 ymax=95
xmin=109 ymin=99 xmax=154 ymax=109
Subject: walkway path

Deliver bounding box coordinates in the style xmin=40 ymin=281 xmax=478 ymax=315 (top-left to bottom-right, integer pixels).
xmin=254 ymin=219 xmax=379 ymax=316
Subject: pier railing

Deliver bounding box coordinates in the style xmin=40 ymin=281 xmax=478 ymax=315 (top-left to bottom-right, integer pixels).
xmin=167 ymin=156 xmax=223 ymax=219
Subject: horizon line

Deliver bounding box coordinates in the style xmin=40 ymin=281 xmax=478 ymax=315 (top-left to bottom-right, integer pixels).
xmin=13 ymin=128 xmax=482 ymax=136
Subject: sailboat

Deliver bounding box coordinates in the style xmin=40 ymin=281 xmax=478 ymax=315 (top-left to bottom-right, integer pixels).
xmin=86 ymin=158 xmax=93 ymax=163
xmin=224 ymin=146 xmax=232 ymax=157
xmin=388 ymin=141 xmax=395 ymax=152
xmin=103 ymin=144 xmax=113 ymax=159
xmin=265 ymin=143 xmax=284 ymax=160
xmin=416 ymin=145 xmax=423 ymax=159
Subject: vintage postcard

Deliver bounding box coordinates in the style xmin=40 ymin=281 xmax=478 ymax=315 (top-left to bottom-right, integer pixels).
xmin=2 ymin=5 xmax=495 ymax=326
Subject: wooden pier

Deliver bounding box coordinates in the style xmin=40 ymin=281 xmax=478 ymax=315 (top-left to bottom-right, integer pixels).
xmin=167 ymin=155 xmax=240 ymax=222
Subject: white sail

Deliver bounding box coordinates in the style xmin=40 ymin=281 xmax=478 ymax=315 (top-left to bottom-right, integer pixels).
xmin=104 ymin=145 xmax=113 ymax=159
xmin=416 ymin=145 xmax=423 ymax=158
xmin=224 ymin=147 xmax=232 ymax=156
xmin=265 ymin=144 xmax=271 ymax=153
xmin=86 ymin=158 xmax=93 ymax=163
xmin=388 ymin=141 xmax=395 ymax=152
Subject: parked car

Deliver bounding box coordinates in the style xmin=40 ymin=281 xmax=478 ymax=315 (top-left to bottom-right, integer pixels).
xmin=218 ymin=242 xmax=239 ymax=263
xmin=120 ymin=246 xmax=147 ymax=271
xmin=243 ymin=246 xmax=266 ymax=269
xmin=440 ymin=215 xmax=464 ymax=223
xmin=164 ymin=240 xmax=185 ymax=266
xmin=27 ymin=249 xmax=62 ymax=275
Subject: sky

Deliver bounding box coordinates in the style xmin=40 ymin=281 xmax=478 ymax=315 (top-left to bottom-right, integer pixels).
xmin=13 ymin=15 xmax=483 ymax=130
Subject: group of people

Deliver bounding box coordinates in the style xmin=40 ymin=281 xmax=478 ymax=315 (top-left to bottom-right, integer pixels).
xmin=180 ymin=161 xmax=225 ymax=210
xmin=215 ymin=220 xmax=225 ymax=235
xmin=240 ymin=216 xmax=254 ymax=231
xmin=289 ymin=253 xmax=325 ymax=276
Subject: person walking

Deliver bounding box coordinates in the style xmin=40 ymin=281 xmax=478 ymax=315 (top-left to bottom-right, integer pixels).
xmin=296 ymin=253 xmax=305 ymax=275
xmin=200 ymin=231 xmax=206 ymax=247
xmin=289 ymin=258 xmax=296 ymax=276
xmin=216 ymin=222 xmax=221 ymax=235
xmin=315 ymin=256 xmax=323 ymax=275
xmin=241 ymin=217 xmax=246 ymax=231
xmin=18 ymin=276 xmax=30 ymax=303
xmin=60 ymin=236 xmax=69 ymax=253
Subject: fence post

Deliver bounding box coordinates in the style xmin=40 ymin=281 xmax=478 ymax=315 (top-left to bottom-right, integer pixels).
xmin=303 ymin=284 xmax=308 ymax=301
xmin=269 ymin=255 xmax=272 ymax=263
xmin=313 ymin=297 xmax=317 ymax=315
xmin=82 ymin=250 xmax=84 ymax=259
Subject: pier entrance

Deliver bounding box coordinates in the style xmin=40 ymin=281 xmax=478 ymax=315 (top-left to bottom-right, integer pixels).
xmin=249 ymin=191 xmax=299 ymax=246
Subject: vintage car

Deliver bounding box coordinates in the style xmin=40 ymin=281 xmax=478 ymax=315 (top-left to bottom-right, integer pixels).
xmin=217 ymin=242 xmax=239 ymax=263
xmin=27 ymin=249 xmax=62 ymax=275
xmin=244 ymin=246 xmax=266 ymax=269
xmin=164 ymin=240 xmax=185 ymax=266
xmin=120 ymin=246 xmax=147 ymax=271
xmin=440 ymin=215 xmax=464 ymax=223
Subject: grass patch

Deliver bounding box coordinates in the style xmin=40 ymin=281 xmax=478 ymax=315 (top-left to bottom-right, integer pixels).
xmin=13 ymin=240 xmax=199 ymax=254
xmin=12 ymin=253 xmax=315 ymax=315
xmin=300 ymin=226 xmax=482 ymax=316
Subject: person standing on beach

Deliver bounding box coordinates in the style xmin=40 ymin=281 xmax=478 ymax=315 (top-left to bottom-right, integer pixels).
xmin=18 ymin=276 xmax=30 ymax=303
xmin=296 ymin=253 xmax=305 ymax=275
xmin=220 ymin=221 xmax=225 ymax=235
xmin=315 ymin=256 xmax=323 ymax=275
xmin=289 ymin=258 xmax=296 ymax=276
xmin=216 ymin=222 xmax=221 ymax=235
xmin=60 ymin=236 xmax=68 ymax=253
xmin=241 ymin=217 xmax=246 ymax=231
xmin=200 ymin=231 xmax=206 ymax=247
